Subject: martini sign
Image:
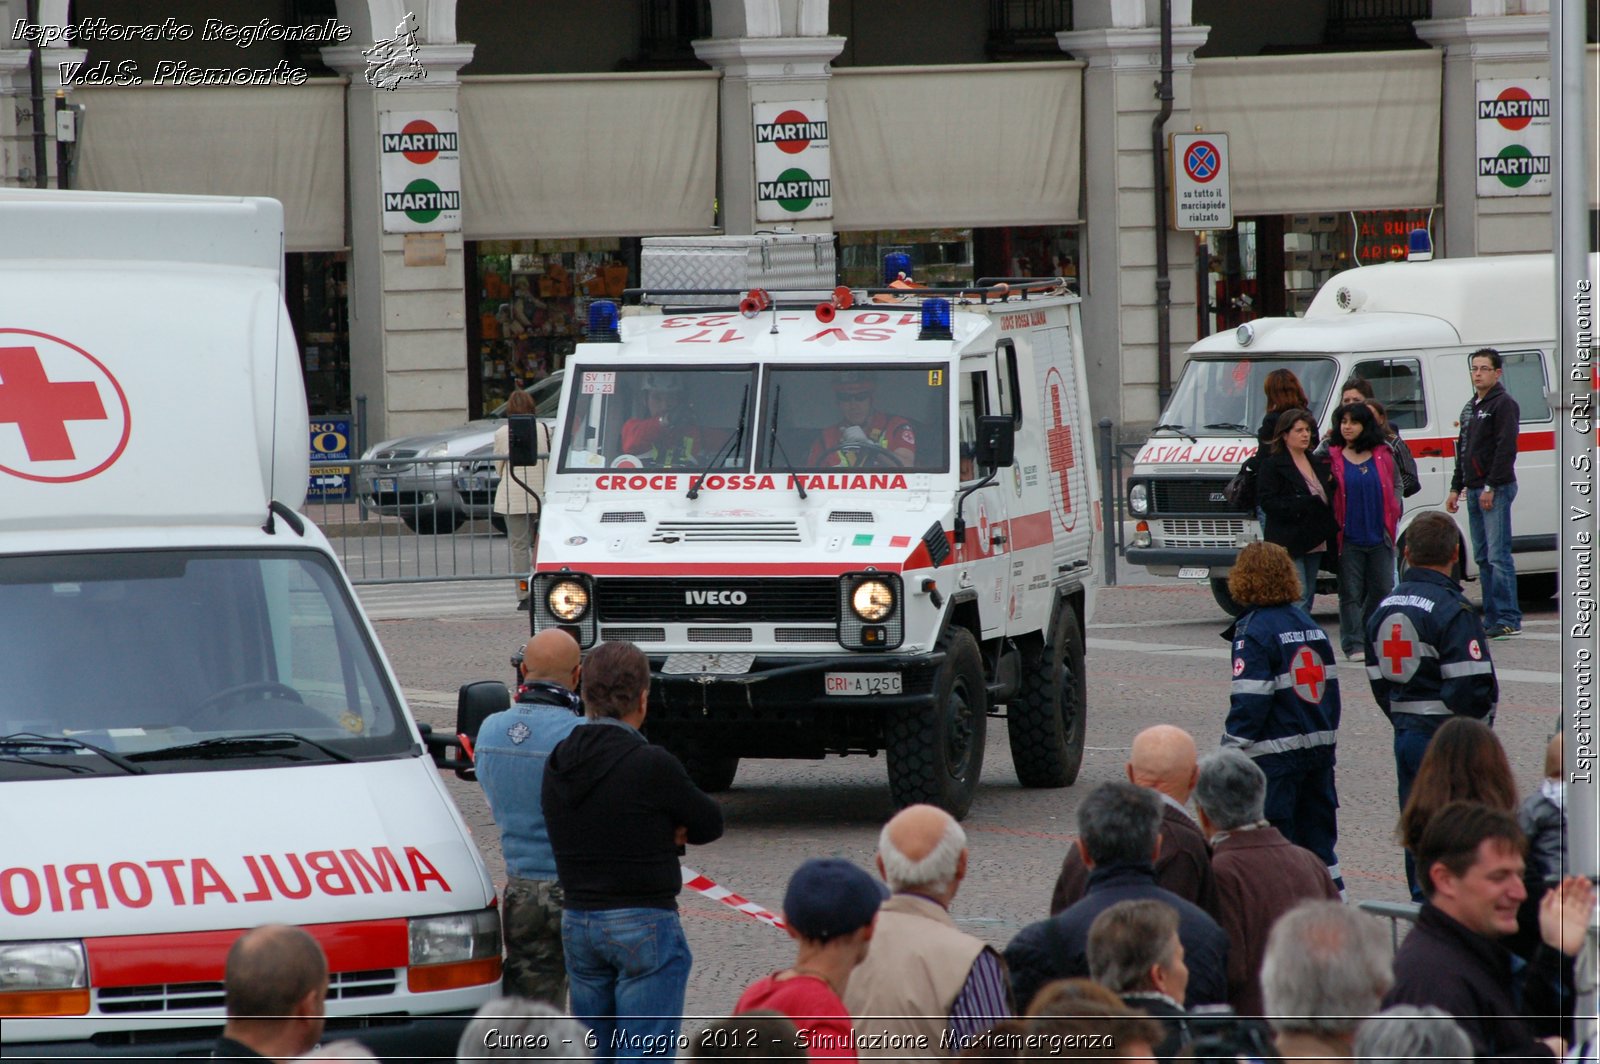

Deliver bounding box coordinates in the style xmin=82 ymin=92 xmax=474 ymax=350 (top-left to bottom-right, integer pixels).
xmin=1475 ymin=79 xmax=1551 ymax=197
xmin=380 ymin=111 xmax=462 ymax=232
xmin=753 ymin=100 xmax=832 ymax=222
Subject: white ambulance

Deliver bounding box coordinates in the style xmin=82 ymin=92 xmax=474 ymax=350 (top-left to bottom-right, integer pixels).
xmin=1125 ymin=253 xmax=1580 ymax=615
xmin=523 ymin=264 xmax=1100 ymax=820
xmin=0 ymin=191 xmax=500 ymax=1057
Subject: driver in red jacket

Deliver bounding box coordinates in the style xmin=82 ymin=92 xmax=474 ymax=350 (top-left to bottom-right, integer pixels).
xmin=808 ymin=371 xmax=916 ymax=468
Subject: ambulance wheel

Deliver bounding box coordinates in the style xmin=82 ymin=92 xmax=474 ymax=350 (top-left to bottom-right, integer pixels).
xmin=1210 ymin=578 xmax=1243 ymax=618
xmin=886 ymin=627 xmax=987 ymax=820
xmin=403 ymin=509 xmax=463 ymax=535
xmin=1009 ymin=606 xmax=1087 ymax=788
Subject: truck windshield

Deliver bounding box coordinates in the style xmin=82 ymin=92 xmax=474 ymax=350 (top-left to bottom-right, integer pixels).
xmin=1159 ymin=357 xmax=1339 ymax=437
xmin=757 ymin=364 xmax=949 ymax=473
xmin=559 ymin=365 xmax=756 ymax=472
xmin=0 ymin=550 xmax=411 ymax=777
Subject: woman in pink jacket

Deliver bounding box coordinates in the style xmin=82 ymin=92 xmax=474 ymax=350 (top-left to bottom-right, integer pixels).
xmin=1326 ymin=401 xmax=1401 ymax=661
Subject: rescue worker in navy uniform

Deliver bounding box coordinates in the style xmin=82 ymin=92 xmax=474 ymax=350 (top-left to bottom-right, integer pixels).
xmin=1363 ymin=510 xmax=1497 ymax=898
xmin=620 ymin=373 xmax=703 ymax=467
xmin=1221 ymin=541 xmax=1344 ymax=894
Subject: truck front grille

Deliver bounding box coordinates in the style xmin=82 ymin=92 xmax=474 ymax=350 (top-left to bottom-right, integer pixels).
xmin=97 ymin=970 xmax=397 ymax=1014
xmin=1154 ymin=518 xmax=1247 ymax=549
xmin=1152 ymin=479 xmax=1238 ymax=514
xmin=595 ymin=578 xmax=836 ymax=623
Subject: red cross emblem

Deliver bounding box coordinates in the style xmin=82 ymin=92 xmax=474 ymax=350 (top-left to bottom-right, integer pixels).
xmin=0 ymin=331 xmax=130 ymax=483
xmin=1291 ymin=646 xmax=1326 ymax=703
xmin=1376 ymin=613 xmax=1423 ymax=683
xmin=1044 ymin=366 xmax=1078 ymax=532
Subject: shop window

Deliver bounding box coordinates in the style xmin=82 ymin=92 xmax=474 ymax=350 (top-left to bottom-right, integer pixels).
xmin=1350 ymin=357 xmax=1426 ymax=430
xmin=1497 ymin=351 xmax=1553 ymax=422
xmin=468 ymin=239 xmax=636 ymax=417
xmin=838 ymin=226 xmax=1079 ymax=290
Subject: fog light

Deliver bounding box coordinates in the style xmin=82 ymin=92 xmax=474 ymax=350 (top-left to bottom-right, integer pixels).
xmin=861 ymin=625 xmax=887 ymax=645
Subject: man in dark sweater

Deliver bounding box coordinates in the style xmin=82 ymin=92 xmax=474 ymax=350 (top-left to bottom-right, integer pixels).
xmin=1445 ymin=348 xmax=1523 ymax=639
xmin=1384 ymin=801 xmax=1594 ymax=1059
xmin=542 ymin=640 xmax=724 ymax=1060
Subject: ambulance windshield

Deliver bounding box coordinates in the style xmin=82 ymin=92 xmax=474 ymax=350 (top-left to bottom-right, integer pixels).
xmin=1160 ymin=357 xmax=1339 ymax=437
xmin=758 ymin=365 xmax=949 ymax=473
xmin=0 ymin=549 xmax=411 ymax=777
xmin=559 ymin=366 xmax=756 ymax=472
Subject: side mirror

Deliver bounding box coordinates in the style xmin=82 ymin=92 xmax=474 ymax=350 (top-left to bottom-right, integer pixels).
xmin=508 ymin=415 xmax=539 ymax=467
xmin=975 ymin=415 xmax=1015 ymax=469
xmin=424 ymin=680 xmax=512 ymax=780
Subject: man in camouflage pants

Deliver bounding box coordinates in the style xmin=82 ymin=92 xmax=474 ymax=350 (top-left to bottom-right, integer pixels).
xmin=474 ymin=629 xmax=586 ymax=1002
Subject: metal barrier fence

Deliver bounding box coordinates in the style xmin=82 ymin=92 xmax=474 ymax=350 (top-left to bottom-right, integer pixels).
xmin=303 ymin=456 xmax=531 ymax=585
xmin=1095 ymin=419 xmax=1147 ymax=586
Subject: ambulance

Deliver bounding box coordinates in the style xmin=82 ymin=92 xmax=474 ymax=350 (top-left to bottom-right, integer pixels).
xmin=522 ymin=262 xmax=1100 ymax=819
xmin=0 ymin=191 xmax=500 ymax=1057
xmin=1125 ymin=252 xmax=1582 ymax=615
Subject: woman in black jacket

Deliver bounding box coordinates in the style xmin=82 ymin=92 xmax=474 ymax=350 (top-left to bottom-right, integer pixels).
xmin=1256 ymin=408 xmax=1338 ymax=612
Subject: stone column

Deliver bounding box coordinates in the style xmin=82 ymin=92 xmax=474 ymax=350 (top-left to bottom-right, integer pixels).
xmin=324 ymin=3 xmax=474 ymax=443
xmin=1058 ymin=1 xmax=1209 ymax=435
xmin=0 ymin=0 xmax=85 ymax=188
xmin=1416 ymin=0 xmax=1552 ymax=257
xmin=694 ymin=0 xmax=842 ymax=236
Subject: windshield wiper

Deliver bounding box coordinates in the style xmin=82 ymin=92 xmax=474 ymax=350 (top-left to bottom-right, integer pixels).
xmin=1150 ymin=422 xmax=1197 ymax=443
xmin=1203 ymin=422 xmax=1253 ymax=433
xmin=0 ymin=732 xmax=144 ymax=774
xmin=127 ymin=731 xmax=355 ymax=764
xmin=765 ymin=384 xmax=808 ymax=500
xmin=687 ymin=384 xmax=749 ymax=499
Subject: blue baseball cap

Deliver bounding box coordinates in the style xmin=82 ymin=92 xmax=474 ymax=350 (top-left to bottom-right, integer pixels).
xmin=782 ymin=858 xmax=888 ymax=941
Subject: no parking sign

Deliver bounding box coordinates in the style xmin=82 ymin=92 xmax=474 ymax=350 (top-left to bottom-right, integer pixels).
xmin=1170 ymin=132 xmax=1232 ymax=231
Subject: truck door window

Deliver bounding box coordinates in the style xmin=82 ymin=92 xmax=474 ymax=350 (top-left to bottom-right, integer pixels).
xmin=996 ymin=340 xmax=1022 ymax=425
xmin=1350 ymin=357 xmax=1426 ymax=430
xmin=558 ymin=366 xmax=757 ymax=472
xmin=758 ymin=364 xmax=950 ymax=473
xmin=1496 ymin=351 xmax=1553 ymax=422
xmin=960 ymin=371 xmax=989 ymax=482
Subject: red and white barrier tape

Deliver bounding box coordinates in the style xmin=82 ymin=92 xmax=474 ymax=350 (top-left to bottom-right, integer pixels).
xmin=682 ymin=865 xmax=787 ymax=931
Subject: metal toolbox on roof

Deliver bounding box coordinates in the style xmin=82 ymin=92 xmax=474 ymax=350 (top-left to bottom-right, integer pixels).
xmin=640 ymin=233 xmax=836 ymax=302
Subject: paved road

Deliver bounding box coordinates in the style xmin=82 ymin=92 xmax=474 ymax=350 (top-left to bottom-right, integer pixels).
xmin=357 ymin=576 xmax=1563 ymax=1022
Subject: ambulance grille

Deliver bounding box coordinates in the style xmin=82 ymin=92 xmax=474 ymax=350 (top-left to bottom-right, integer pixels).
xmin=596 ymin=578 xmax=836 ymax=622
xmin=1155 ymin=518 xmax=1248 ymax=550
xmin=602 ymin=627 xmax=667 ymax=643
xmin=96 ymin=970 xmax=396 ymax=1014
xmin=650 ymin=520 xmax=801 ymax=542
xmin=776 ymin=627 xmax=838 ymax=643
xmin=827 ymin=511 xmax=875 ymax=522
xmin=688 ymin=627 xmax=753 ymax=643
xmin=601 ymin=511 xmax=647 ymax=522
xmin=1151 ymin=479 xmax=1237 ymax=514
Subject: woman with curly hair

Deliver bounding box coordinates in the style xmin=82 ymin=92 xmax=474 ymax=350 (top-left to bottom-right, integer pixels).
xmin=1256 ymin=409 xmax=1339 ymax=613
xmin=1326 ymin=401 xmax=1401 ymax=661
xmin=1223 ymin=541 xmax=1344 ymax=892
xmin=1397 ymin=717 xmax=1517 ymax=901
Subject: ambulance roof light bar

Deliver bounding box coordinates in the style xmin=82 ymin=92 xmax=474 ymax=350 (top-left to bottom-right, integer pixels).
xmin=919 ymin=298 xmax=953 ymax=340
xmin=883 ymin=252 xmax=912 ymax=286
xmin=1407 ymin=227 xmax=1434 ymax=261
xmin=586 ymin=300 xmax=621 ymax=341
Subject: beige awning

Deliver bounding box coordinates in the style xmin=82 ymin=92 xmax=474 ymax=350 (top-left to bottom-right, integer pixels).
xmin=460 ymin=72 xmax=718 ymax=239
xmin=74 ymin=83 xmax=346 ymax=252
xmin=1191 ymin=50 xmax=1443 ymax=215
xmin=830 ymin=62 xmax=1084 ymax=230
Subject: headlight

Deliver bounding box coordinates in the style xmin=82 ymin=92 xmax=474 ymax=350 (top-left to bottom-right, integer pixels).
xmin=547 ymin=579 xmax=590 ymax=621
xmin=851 ymin=579 xmax=895 ymax=622
xmin=1128 ymin=482 xmax=1149 ymax=515
xmin=408 ymin=910 xmax=501 ymax=967
xmin=0 ymin=941 xmax=86 ymax=991
xmin=422 ymin=442 xmax=451 ymax=458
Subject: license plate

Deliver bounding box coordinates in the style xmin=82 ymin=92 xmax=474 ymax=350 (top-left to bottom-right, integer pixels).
xmin=1177 ymin=566 xmax=1210 ymax=580
xmin=824 ymin=672 xmax=903 ymax=696
xmin=376 ymin=478 xmax=397 ymax=494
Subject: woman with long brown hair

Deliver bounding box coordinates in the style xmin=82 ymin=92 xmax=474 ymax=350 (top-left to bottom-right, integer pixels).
xmin=1258 ymin=368 xmax=1310 ymax=446
xmin=1397 ymin=717 xmax=1517 ymax=899
xmin=1255 ymin=409 xmax=1338 ymax=613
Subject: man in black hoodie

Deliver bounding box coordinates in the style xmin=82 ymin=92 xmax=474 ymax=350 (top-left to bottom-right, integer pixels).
xmin=1446 ymin=348 xmax=1522 ymax=639
xmin=541 ymin=640 xmax=723 ymax=1061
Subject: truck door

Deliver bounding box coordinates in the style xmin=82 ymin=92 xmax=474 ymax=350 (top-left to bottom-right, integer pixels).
xmin=957 ymin=359 xmax=1010 ymax=638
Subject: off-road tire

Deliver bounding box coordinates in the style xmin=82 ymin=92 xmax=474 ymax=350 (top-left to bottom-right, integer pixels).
xmin=1009 ymin=606 xmax=1087 ymax=787
xmin=885 ymin=627 xmax=987 ymax=819
xmin=1210 ymin=577 xmax=1243 ymax=617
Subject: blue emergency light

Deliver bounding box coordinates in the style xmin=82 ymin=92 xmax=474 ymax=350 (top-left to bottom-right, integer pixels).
xmin=587 ymin=300 xmax=621 ymax=341
xmin=918 ymin=298 xmax=953 ymax=341
xmin=1407 ymin=228 xmax=1434 ymax=262
xmin=883 ymin=252 xmax=912 ymax=286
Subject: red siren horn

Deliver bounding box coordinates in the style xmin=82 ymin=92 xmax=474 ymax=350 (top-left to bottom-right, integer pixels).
xmin=814 ymin=301 xmax=836 ymax=323
xmin=740 ymin=287 xmax=770 ymax=318
xmin=832 ymin=286 xmax=854 ymax=311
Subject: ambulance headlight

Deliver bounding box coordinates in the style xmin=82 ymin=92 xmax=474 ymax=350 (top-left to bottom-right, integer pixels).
xmin=408 ymin=910 xmax=501 ymax=967
xmin=851 ymin=579 xmax=895 ymax=622
xmin=0 ymin=941 xmax=87 ymax=991
xmin=547 ymin=579 xmax=590 ymax=622
xmin=1128 ymin=482 xmax=1149 ymax=516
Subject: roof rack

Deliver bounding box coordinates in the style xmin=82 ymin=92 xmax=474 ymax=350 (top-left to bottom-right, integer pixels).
xmin=619 ymin=276 xmax=1073 ymax=312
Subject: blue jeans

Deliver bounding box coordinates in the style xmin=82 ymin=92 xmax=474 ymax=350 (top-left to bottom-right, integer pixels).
xmin=1294 ymin=551 xmax=1323 ymax=613
xmin=1263 ymin=758 xmax=1342 ymax=892
xmin=1338 ymin=541 xmax=1396 ymax=657
xmin=1467 ymin=482 xmax=1521 ymax=630
xmin=563 ymin=908 xmax=691 ymax=1063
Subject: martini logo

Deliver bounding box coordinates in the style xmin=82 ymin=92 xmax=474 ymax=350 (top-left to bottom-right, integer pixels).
xmin=757 ymin=168 xmax=830 ymax=213
xmin=0 ymin=329 xmax=131 ymax=483
xmin=1477 ymin=86 xmax=1548 ymax=130
xmin=381 ymin=118 xmax=457 ymax=163
xmin=384 ymin=178 xmax=460 ymax=223
xmin=1478 ymin=144 xmax=1549 ymax=187
xmin=754 ymin=109 xmax=827 ymax=154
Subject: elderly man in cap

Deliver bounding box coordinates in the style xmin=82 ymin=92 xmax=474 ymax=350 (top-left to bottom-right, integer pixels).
xmin=809 ymin=371 xmax=916 ymax=468
xmin=846 ymin=804 xmax=1012 ymax=1057
xmin=734 ymin=858 xmax=886 ymax=1061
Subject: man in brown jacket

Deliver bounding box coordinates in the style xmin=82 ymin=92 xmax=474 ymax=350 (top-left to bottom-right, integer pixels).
xmin=844 ymin=805 xmax=1012 ymax=1057
xmin=1051 ymin=725 xmax=1218 ymax=917
xmin=1193 ymin=748 xmax=1339 ymax=1016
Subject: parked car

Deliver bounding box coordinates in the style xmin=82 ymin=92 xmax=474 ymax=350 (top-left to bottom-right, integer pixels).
xmin=359 ymin=372 xmax=562 ymax=534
